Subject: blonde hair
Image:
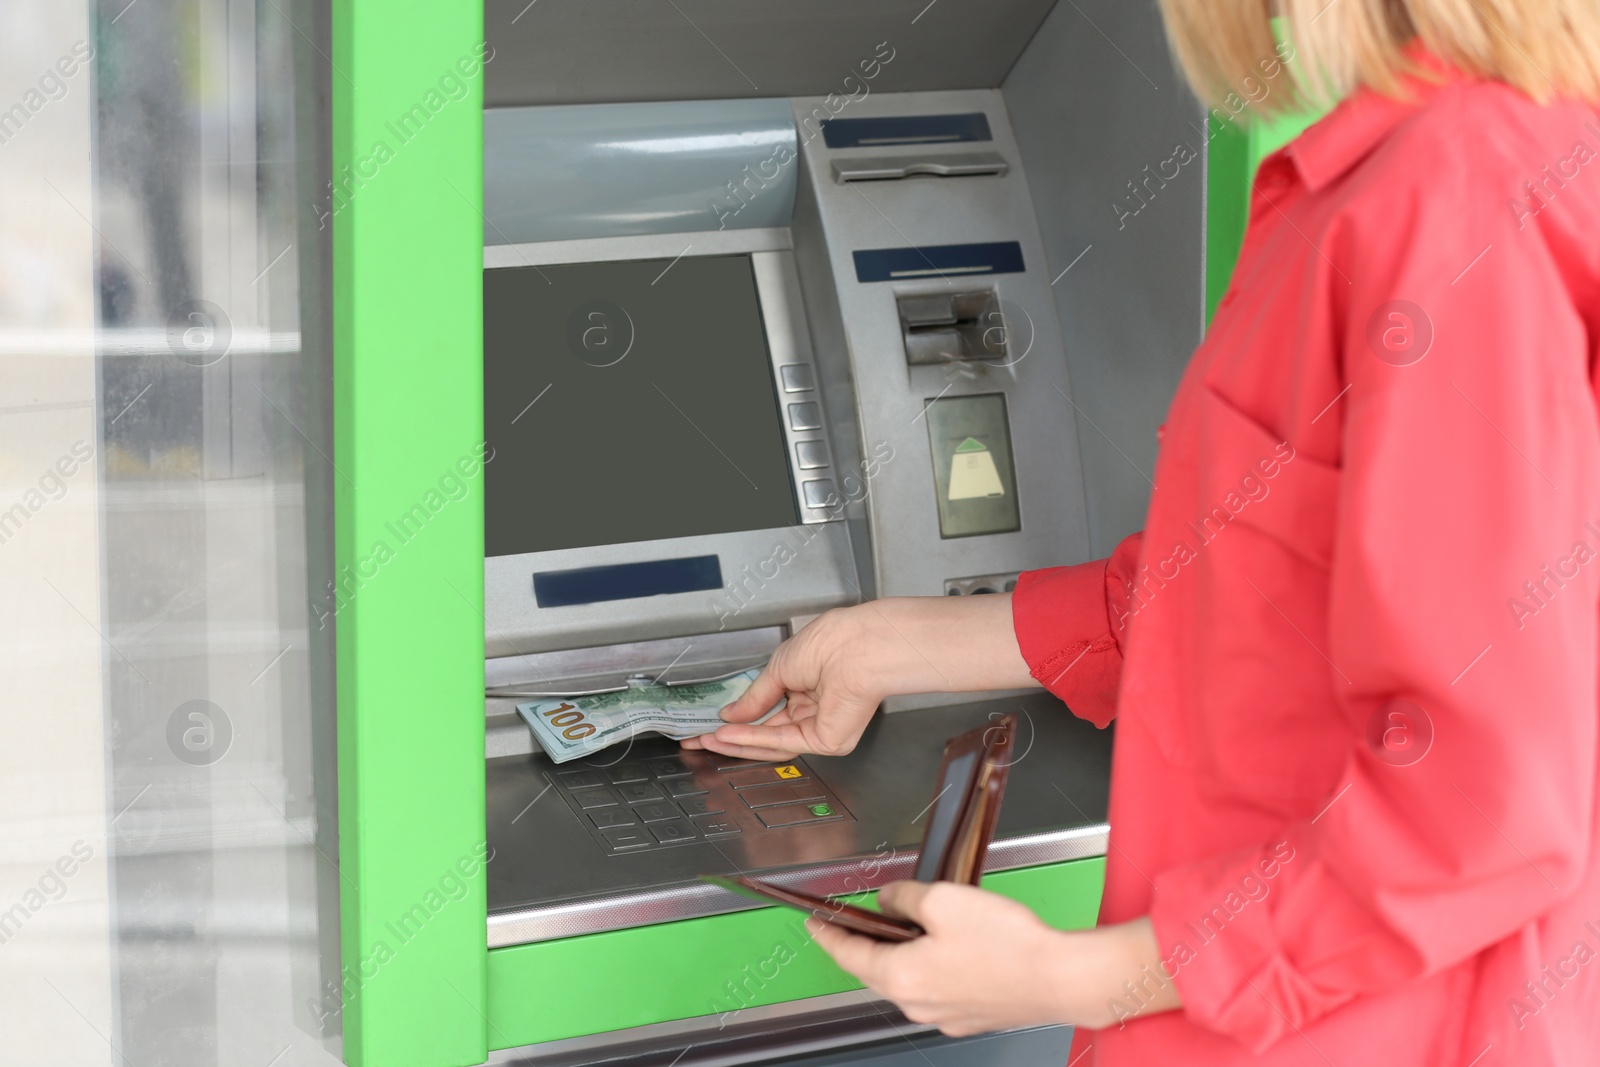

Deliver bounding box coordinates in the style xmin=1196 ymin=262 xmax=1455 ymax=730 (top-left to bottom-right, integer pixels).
xmin=1157 ymin=0 xmax=1600 ymax=117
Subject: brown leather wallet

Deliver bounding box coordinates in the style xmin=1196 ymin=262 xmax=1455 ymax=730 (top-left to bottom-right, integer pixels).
xmin=700 ymin=713 xmax=1017 ymax=942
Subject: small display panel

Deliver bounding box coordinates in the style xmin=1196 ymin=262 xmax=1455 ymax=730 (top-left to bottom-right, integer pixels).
xmin=924 ymin=393 xmax=1021 ymax=539
xmin=484 ymin=256 xmax=800 ymax=556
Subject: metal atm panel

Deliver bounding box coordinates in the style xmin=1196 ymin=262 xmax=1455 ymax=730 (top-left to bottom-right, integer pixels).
xmin=791 ymin=89 xmax=1094 ymax=602
xmin=476 ymin=89 xmax=1115 ymax=1062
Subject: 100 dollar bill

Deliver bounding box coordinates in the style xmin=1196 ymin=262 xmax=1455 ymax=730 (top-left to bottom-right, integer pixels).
xmin=517 ymin=668 xmax=760 ymax=764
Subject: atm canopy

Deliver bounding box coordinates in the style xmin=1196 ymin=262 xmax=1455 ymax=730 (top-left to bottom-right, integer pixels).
xmin=484 ymin=0 xmax=1059 ymax=106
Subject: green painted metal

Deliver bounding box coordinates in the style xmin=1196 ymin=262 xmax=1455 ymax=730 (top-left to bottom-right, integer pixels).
xmin=331 ymin=2 xmax=489 ymax=1063
xmin=485 ymin=858 xmax=1107 ymax=1050
xmin=1204 ymin=115 xmax=1253 ymax=324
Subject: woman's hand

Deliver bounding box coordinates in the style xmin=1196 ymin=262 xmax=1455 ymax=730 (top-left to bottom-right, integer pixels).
xmin=682 ymin=605 xmax=887 ymax=761
xmin=807 ymin=882 xmax=1180 ymax=1037
xmin=683 ymin=594 xmax=1037 ymax=762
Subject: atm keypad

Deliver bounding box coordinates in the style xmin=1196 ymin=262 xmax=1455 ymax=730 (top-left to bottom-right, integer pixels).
xmin=546 ymin=750 xmax=854 ymax=854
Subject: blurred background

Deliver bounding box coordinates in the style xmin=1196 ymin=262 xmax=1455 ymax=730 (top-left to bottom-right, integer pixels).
xmin=0 ymin=1 xmax=340 ymax=1062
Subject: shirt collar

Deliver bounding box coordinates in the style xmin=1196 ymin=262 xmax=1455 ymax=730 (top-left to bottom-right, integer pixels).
xmin=1285 ymin=47 xmax=1465 ymax=191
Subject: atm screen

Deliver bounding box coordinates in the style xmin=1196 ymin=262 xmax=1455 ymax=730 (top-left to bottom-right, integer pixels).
xmin=484 ymin=255 xmax=800 ymax=556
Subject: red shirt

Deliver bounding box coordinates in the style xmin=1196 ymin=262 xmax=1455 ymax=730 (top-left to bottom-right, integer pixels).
xmin=1013 ymin=57 xmax=1600 ymax=1065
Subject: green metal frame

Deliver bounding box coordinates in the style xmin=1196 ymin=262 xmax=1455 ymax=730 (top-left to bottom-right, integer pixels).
xmin=332 ymin=1 xmax=488 ymax=1064
xmin=485 ymin=859 xmax=1106 ymax=1050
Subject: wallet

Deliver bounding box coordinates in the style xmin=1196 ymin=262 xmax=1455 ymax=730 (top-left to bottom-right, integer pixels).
xmin=701 ymin=713 xmax=1017 ymax=942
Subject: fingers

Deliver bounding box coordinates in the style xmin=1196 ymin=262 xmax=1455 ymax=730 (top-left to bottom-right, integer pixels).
xmin=719 ymin=665 xmax=790 ymax=724
xmin=875 ymin=880 xmax=934 ymax=922
xmin=692 ymin=732 xmax=800 ymax=763
xmin=710 ymin=719 xmax=817 ymax=754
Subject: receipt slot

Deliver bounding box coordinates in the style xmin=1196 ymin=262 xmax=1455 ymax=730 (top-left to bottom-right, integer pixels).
xmin=330 ymin=1 xmax=1213 ymax=1064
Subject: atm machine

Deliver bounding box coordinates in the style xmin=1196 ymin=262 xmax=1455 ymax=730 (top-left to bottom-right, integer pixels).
xmin=326 ymin=1 xmax=1213 ymax=1064
xmin=476 ymin=92 xmax=1113 ymax=1062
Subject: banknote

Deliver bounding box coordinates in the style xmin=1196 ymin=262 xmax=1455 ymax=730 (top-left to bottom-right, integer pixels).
xmin=517 ymin=668 xmax=764 ymax=763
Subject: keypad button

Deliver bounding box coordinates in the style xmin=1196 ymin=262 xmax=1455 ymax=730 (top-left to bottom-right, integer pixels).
xmin=787 ymin=402 xmax=823 ymax=431
xmin=756 ymin=802 xmax=844 ymax=828
xmin=739 ymin=782 xmax=826 ymax=809
xmin=604 ymin=762 xmax=649 ymax=784
xmin=693 ymin=815 xmax=742 ymax=836
xmin=645 ymin=756 xmax=692 ymax=778
xmin=664 ymin=777 xmax=709 ymax=797
xmin=779 ymin=364 xmax=815 ymax=392
xmin=557 ymin=769 xmax=606 ymax=789
xmin=617 ymin=781 xmax=665 ymax=804
xmin=649 ymin=820 xmax=697 ymax=844
xmin=600 ymin=827 xmax=652 ymax=850
xmin=726 ymin=764 xmax=810 ymax=789
xmin=802 ymin=479 xmax=837 ymax=509
xmin=572 ymin=787 xmax=618 ymax=809
xmin=633 ymin=801 xmax=680 ymax=824
xmin=679 ymin=796 xmax=725 ymax=817
xmin=589 ymin=809 xmax=636 ymax=829
xmin=795 ymin=441 xmax=829 ymax=469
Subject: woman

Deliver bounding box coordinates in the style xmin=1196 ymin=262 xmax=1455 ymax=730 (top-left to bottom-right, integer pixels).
xmin=685 ymin=0 xmax=1600 ymax=1062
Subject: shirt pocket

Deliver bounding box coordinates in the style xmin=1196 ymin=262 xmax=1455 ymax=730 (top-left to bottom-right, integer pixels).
xmin=1196 ymin=386 xmax=1341 ymax=569
xmin=1183 ymin=388 xmax=1351 ymax=808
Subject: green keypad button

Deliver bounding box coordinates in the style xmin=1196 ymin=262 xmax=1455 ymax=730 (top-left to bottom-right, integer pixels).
xmin=808 ymin=804 xmax=832 ymax=817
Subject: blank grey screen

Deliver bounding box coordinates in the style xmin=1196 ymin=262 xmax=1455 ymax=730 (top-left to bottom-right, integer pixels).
xmin=484 ymin=255 xmax=800 ymax=556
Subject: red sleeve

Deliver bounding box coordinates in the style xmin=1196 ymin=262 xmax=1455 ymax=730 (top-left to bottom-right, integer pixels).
xmin=1010 ymin=533 xmax=1143 ymax=727
xmin=1148 ymin=146 xmax=1600 ymax=1047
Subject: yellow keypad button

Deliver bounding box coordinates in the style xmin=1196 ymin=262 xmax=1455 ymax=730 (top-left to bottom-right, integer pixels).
xmin=774 ymin=765 xmax=802 ymax=780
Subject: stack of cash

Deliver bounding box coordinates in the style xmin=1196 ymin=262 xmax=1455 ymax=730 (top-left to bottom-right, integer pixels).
xmin=517 ymin=668 xmax=761 ymax=764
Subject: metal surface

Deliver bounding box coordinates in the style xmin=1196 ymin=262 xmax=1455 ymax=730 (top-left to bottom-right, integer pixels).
xmin=1001 ymin=0 xmax=1209 ymax=558
xmin=485 ymin=99 xmax=797 ymax=243
xmin=486 ymin=694 xmax=1113 ymax=946
xmin=488 ymin=823 xmax=1106 ymax=946
xmin=790 ymin=89 xmax=1093 ymax=610
xmin=832 ymin=152 xmax=1009 ymax=183
xmin=484 ymin=231 xmax=857 ymax=657
xmin=484 ymin=990 xmax=931 ymax=1066
xmin=482 ymin=0 xmax=1058 ymax=107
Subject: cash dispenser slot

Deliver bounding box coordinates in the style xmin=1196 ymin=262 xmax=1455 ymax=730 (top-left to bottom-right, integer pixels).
xmin=831 ymin=151 xmax=1009 ymax=183
xmin=898 ymin=290 xmax=1006 ymax=365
